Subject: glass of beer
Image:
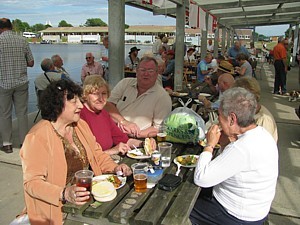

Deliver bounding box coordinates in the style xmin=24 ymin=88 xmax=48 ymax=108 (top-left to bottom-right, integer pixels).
xmin=131 ymin=163 xmax=148 ymax=193
xmin=156 ymin=124 xmax=167 ymax=142
xmin=75 ymin=170 xmax=94 ymax=200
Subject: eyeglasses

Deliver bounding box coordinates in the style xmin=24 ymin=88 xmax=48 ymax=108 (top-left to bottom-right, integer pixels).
xmin=138 ymin=68 xmax=156 ymax=74
xmin=86 ymin=57 xmax=92 ymax=59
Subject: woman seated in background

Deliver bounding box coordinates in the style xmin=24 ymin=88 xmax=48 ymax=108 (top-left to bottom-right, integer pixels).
xmin=81 ymin=75 xmax=155 ymax=156
xmin=190 ymin=87 xmax=278 ymax=225
xmin=233 ymin=77 xmax=278 ymax=143
xmin=20 ymin=79 xmax=131 ymax=224
xmin=234 ymin=53 xmax=253 ymax=78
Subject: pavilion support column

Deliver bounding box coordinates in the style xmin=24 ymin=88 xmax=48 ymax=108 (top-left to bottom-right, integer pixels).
xmin=231 ymin=29 xmax=235 ymax=46
xmin=221 ymin=27 xmax=226 ymax=55
xmin=252 ymin=27 xmax=256 ymax=43
xmin=291 ymin=23 xmax=299 ymax=67
xmin=213 ymin=26 xmax=219 ymax=58
xmin=174 ymin=0 xmax=185 ymax=91
xmin=201 ymin=11 xmax=209 ymax=59
xmin=108 ymin=0 xmax=125 ymax=88
xmin=226 ymin=28 xmax=231 ymax=49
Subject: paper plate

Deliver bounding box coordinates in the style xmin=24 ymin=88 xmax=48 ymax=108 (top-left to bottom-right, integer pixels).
xmin=93 ymin=174 xmax=126 ymax=190
xmin=174 ymin=155 xmax=199 ymax=168
xmin=126 ymin=148 xmax=151 ymax=159
xmin=198 ymin=93 xmax=211 ymax=97
xmin=92 ymin=181 xmax=117 ymax=202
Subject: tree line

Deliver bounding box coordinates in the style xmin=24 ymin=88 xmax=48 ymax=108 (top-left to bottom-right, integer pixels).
xmin=11 ymin=18 xmax=130 ymax=33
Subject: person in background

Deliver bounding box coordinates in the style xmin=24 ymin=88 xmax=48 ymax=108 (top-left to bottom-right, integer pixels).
xmin=184 ymin=48 xmax=196 ymax=62
xmin=125 ymin=46 xmax=140 ymax=70
xmin=162 ymin=50 xmax=175 ymax=89
xmin=105 ymin=56 xmax=172 ymax=138
xmin=190 ymin=87 xmax=278 ymax=225
xmin=234 ymin=53 xmax=253 ymax=78
xmin=35 ymin=58 xmax=70 ymax=95
xmin=51 ymin=54 xmax=70 ymax=77
xmin=233 ymin=77 xmax=278 ymax=142
xmin=197 ymin=53 xmax=213 ymax=82
xmin=227 ymin=41 xmax=250 ymax=67
xmin=81 ymin=75 xmax=155 ymax=156
xmin=161 ymin=36 xmax=170 ymax=51
xmin=248 ymin=42 xmax=258 ymax=78
xmin=0 ymin=18 xmax=34 ymax=153
xmin=273 ymin=37 xmax=288 ymax=95
xmin=152 ymin=33 xmax=165 ymax=56
xmin=207 ymin=39 xmax=214 ymax=53
xmin=101 ymin=35 xmax=109 ymax=81
xmin=155 ymin=57 xmax=165 ymax=86
xmin=198 ymin=73 xmax=235 ymax=109
xmin=19 ymin=79 xmax=131 ymax=224
xmin=81 ymin=52 xmax=104 ymax=83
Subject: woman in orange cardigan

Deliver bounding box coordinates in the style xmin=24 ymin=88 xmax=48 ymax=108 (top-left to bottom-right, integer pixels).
xmin=19 ymin=79 xmax=131 ymax=224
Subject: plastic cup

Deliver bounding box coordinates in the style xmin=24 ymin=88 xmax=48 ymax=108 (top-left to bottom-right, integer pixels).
xmin=131 ymin=163 xmax=148 ymax=193
xmin=155 ymin=124 xmax=167 ymax=142
xmin=158 ymin=142 xmax=172 ymax=167
xmin=75 ymin=170 xmax=94 ymax=201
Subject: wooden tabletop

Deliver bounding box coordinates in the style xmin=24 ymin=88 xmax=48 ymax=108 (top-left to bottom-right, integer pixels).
xmin=64 ymin=143 xmax=202 ymax=225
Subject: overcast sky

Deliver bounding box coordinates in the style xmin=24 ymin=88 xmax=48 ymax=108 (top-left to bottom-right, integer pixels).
xmin=1 ymin=0 xmax=289 ymax=36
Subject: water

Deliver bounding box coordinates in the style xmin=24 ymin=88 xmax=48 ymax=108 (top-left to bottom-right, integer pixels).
xmin=26 ymin=43 xmax=152 ymax=114
xmin=161 ymin=156 xmax=171 ymax=167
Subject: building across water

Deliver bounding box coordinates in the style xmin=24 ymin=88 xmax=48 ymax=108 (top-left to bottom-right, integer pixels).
xmin=40 ymin=25 xmax=252 ymax=46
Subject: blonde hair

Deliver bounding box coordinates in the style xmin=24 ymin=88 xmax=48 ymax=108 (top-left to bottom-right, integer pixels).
xmin=233 ymin=77 xmax=261 ymax=101
xmin=82 ymin=75 xmax=110 ymax=101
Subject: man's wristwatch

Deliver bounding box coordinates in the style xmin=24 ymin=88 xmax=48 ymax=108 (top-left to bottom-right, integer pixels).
xmin=61 ymin=187 xmax=67 ymax=204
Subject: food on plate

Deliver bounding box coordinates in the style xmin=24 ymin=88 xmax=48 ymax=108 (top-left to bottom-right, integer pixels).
xmin=199 ymin=139 xmax=221 ymax=149
xmin=107 ymin=175 xmax=122 ymax=188
xmin=144 ymin=138 xmax=155 ymax=156
xmin=177 ymin=155 xmax=198 ymax=166
xmin=92 ymin=181 xmax=115 ymax=197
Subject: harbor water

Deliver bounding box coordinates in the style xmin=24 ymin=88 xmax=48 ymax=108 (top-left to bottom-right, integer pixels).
xmin=26 ymin=43 xmax=152 ymax=115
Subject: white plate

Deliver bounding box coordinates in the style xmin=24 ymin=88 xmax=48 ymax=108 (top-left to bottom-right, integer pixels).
xmin=198 ymin=93 xmax=211 ymax=97
xmin=172 ymin=92 xmax=188 ymax=97
xmin=174 ymin=155 xmax=199 ymax=168
xmin=126 ymin=148 xmax=151 ymax=159
xmin=93 ymin=174 xmax=126 ymax=190
xmin=193 ymin=99 xmax=203 ymax=104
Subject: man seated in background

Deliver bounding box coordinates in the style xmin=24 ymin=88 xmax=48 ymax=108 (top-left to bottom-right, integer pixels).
xmin=35 ymin=58 xmax=70 ymax=96
xmin=227 ymin=41 xmax=250 ymax=66
xmin=198 ymin=73 xmax=235 ymax=109
xmin=81 ymin=52 xmax=104 ymax=83
xmin=197 ymin=53 xmax=213 ymax=82
xmin=51 ymin=54 xmax=70 ymax=77
xmin=105 ymin=56 xmax=172 ymax=138
xmin=162 ymin=50 xmax=175 ymax=89
xmin=125 ymin=46 xmax=140 ymax=70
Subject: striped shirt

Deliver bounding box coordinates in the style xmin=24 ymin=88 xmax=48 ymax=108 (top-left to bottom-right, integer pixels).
xmin=0 ymin=30 xmax=34 ymax=89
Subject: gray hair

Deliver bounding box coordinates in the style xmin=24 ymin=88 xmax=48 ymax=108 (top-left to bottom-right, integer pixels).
xmin=137 ymin=56 xmax=158 ymax=71
xmin=220 ymin=87 xmax=257 ymax=127
xmin=41 ymin=58 xmax=53 ymax=72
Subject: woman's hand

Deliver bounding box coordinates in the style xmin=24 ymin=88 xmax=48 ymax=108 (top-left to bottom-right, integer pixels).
xmin=113 ymin=142 xmax=130 ymax=155
xmin=119 ymin=120 xmax=140 ymax=137
xmin=206 ymin=124 xmax=221 ymax=150
xmin=114 ymin=164 xmax=132 ymax=176
xmin=64 ymin=185 xmax=90 ymax=205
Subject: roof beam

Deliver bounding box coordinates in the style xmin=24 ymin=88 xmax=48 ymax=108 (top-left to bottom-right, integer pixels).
xmin=213 ymin=6 xmax=300 ymax=18
xmin=153 ymin=8 xmax=177 ymax=15
xmin=168 ymin=0 xmax=183 ymax=5
xmin=197 ymin=0 xmax=300 ymax=11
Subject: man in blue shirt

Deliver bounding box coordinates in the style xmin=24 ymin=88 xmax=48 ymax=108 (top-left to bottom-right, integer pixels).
xmin=197 ymin=54 xmax=213 ymax=82
xmin=227 ymin=41 xmax=250 ymax=66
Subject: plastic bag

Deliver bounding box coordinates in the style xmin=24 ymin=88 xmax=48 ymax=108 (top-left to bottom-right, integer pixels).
xmin=164 ymin=98 xmax=206 ymax=144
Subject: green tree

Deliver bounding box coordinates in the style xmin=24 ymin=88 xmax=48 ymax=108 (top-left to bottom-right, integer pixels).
xmin=58 ymin=20 xmax=73 ymax=27
xmin=125 ymin=24 xmax=129 ymax=29
xmin=84 ymin=18 xmax=107 ymax=27
xmin=11 ymin=19 xmax=30 ymax=32
xmin=31 ymin=23 xmax=46 ymax=32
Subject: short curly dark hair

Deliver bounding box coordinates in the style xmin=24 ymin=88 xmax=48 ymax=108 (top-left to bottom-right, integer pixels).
xmin=39 ymin=79 xmax=82 ymax=122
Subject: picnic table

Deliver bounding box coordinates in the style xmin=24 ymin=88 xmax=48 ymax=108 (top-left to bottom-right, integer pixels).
xmin=63 ymin=143 xmax=203 ymax=225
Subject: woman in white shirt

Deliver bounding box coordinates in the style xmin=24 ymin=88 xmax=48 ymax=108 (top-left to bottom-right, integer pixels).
xmin=190 ymin=87 xmax=278 ymax=225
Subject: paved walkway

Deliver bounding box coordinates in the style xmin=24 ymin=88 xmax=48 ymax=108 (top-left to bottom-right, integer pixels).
xmin=0 ymin=63 xmax=299 ymax=225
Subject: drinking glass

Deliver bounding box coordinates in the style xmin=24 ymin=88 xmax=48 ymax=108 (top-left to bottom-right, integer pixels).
xmin=75 ymin=170 xmax=94 ymax=200
xmin=131 ymin=163 xmax=148 ymax=193
xmin=158 ymin=142 xmax=172 ymax=167
xmin=155 ymin=124 xmax=167 ymax=142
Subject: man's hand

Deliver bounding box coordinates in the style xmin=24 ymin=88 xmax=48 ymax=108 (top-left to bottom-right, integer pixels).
xmin=119 ymin=120 xmax=141 ymax=137
xmin=112 ymin=143 xmax=130 ymax=155
xmin=114 ymin=164 xmax=132 ymax=176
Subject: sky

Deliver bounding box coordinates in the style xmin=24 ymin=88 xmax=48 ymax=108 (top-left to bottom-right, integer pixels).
xmin=1 ymin=0 xmax=289 ymax=37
